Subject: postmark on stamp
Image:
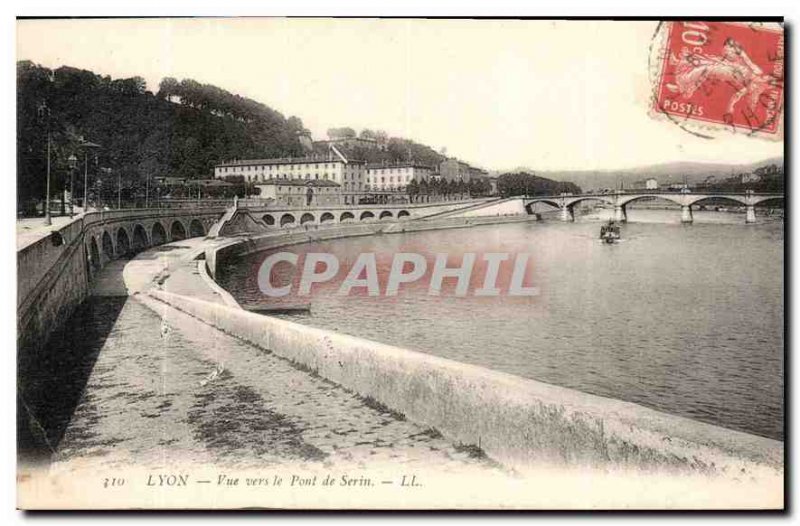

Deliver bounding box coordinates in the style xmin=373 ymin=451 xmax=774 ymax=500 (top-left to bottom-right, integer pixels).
xmin=650 ymin=21 xmax=784 ymax=140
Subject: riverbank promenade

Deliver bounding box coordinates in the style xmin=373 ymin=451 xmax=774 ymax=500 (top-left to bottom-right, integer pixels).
xmin=16 ymin=203 xmax=783 ymax=509
xmin=29 ymin=237 xmax=500 ymax=475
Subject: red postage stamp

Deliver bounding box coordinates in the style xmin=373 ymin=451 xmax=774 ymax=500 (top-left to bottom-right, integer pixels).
xmin=651 ymin=21 xmax=784 ymax=140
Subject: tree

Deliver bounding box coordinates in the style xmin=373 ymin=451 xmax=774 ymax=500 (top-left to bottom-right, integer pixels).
xmin=16 ymin=62 xmax=307 ymax=215
xmin=497 ymin=172 xmax=581 ymax=197
xmin=406 ymin=178 xmax=419 ymax=202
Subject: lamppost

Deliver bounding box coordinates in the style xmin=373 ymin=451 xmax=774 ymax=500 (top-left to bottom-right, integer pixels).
xmin=68 ymin=154 xmax=78 ymax=217
xmin=38 ymin=101 xmax=53 ymax=225
xmin=78 ymin=139 xmax=101 ymax=212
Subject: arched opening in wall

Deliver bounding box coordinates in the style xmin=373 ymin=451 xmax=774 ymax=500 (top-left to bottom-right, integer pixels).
xmin=49 ymin=232 xmax=64 ymax=247
xmin=300 ymin=213 xmax=315 ymax=225
xmin=397 ymin=210 xmax=410 ymax=219
xmin=132 ymin=224 xmax=148 ymax=253
xmin=379 ymin=210 xmax=393 ymax=220
xmin=280 ymin=214 xmax=296 ymax=227
xmin=116 ymin=228 xmax=131 ymax=258
xmin=101 ymin=231 xmax=114 ymax=261
xmin=171 ymin=220 xmax=187 ymax=241
xmin=340 ymin=212 xmax=355 ymax=222
xmin=89 ymin=237 xmax=101 ymax=271
xmin=151 ymin=222 xmax=167 ymax=246
xmin=83 ymin=245 xmax=90 ymax=279
xmin=263 ymin=214 xmax=275 ymax=226
xmin=360 ymin=211 xmax=375 ymax=221
xmin=320 ymin=212 xmax=335 ymax=223
xmin=189 ymin=219 xmax=205 ymax=238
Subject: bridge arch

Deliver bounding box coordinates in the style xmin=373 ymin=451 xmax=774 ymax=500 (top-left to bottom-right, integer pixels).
xmin=88 ymin=237 xmax=101 ymax=271
xmin=320 ymin=212 xmax=335 ymax=223
xmin=397 ymin=210 xmax=410 ymax=219
xmin=151 ymin=222 xmax=167 ymax=246
xmin=379 ymin=210 xmax=393 ymax=220
xmin=132 ymin=224 xmax=148 ymax=252
xmin=752 ymin=196 xmax=785 ymax=207
xmin=280 ymin=213 xmax=296 ymax=227
xmin=688 ymin=196 xmax=749 ymax=209
xmin=617 ymin=193 xmax=684 ymax=207
xmin=526 ymin=199 xmax=561 ymax=210
xmin=300 ymin=212 xmax=315 ymax=225
xmin=565 ymin=196 xmax=615 ymax=208
xmin=360 ymin=211 xmax=375 ymax=221
xmin=687 ymin=195 xmax=747 ymax=206
xmin=263 ymin=214 xmax=275 ymax=226
xmin=170 ymin=220 xmax=187 ymax=241
xmin=189 ymin=219 xmax=205 ymax=238
xmin=340 ymin=212 xmax=355 ymax=222
xmin=116 ymin=228 xmax=131 ymax=257
xmin=101 ymin=231 xmax=115 ymax=261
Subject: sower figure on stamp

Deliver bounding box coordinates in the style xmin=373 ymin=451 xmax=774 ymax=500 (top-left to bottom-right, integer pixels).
xmin=666 ymin=38 xmax=773 ymax=118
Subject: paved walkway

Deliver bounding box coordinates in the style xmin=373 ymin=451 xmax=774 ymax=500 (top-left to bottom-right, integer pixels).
xmin=51 ymin=239 xmax=499 ymax=474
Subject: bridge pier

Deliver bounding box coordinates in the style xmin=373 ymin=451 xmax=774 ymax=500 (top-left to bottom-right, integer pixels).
xmin=746 ymin=205 xmax=757 ymax=224
xmin=681 ymin=205 xmax=693 ymax=224
xmin=560 ymin=205 xmax=574 ymax=222
xmin=614 ymin=205 xmax=627 ymax=223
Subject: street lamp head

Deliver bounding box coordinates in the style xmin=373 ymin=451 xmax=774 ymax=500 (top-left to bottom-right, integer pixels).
xmin=68 ymin=154 xmax=78 ymax=169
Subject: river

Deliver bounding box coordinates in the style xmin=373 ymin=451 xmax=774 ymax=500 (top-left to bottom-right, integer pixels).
xmin=217 ymin=209 xmax=784 ymax=440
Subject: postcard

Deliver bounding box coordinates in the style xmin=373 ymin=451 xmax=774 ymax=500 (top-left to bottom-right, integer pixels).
xmin=16 ymin=17 xmax=784 ymax=510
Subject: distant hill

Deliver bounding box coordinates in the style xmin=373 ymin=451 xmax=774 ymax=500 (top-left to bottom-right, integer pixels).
xmin=506 ymin=158 xmax=784 ymax=191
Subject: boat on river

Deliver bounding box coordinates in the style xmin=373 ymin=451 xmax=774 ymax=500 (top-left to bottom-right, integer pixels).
xmin=600 ymin=221 xmax=621 ymax=244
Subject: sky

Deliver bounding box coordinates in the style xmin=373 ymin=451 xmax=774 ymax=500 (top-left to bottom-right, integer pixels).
xmin=16 ymin=18 xmax=783 ymax=172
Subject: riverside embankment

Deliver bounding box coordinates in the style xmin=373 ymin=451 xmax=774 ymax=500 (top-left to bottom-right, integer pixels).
xmin=18 ymin=210 xmax=784 ymax=508
xmin=17 ymin=211 xmax=784 ymax=509
xmin=26 ymin=234 xmax=503 ymax=475
xmin=192 ymin=214 xmax=781 ymax=479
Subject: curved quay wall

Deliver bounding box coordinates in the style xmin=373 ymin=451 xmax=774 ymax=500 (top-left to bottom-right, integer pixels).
xmin=193 ymin=213 xmax=783 ymax=479
xmin=17 ymin=207 xmax=226 ymax=358
xmin=148 ymin=287 xmax=783 ymax=478
xmin=16 ymin=199 xmax=487 ymax=357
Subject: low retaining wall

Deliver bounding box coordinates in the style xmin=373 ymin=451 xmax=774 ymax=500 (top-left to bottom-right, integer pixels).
xmin=148 ymin=289 xmax=782 ymax=478
xmin=206 ymin=214 xmax=537 ymax=277
xmin=17 ymin=219 xmax=90 ymax=359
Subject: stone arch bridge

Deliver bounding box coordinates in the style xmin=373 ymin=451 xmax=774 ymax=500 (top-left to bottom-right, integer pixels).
xmin=244 ymin=203 xmax=440 ymax=229
xmin=523 ymin=191 xmax=784 ymax=224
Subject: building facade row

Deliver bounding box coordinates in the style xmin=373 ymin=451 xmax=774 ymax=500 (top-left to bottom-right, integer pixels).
xmin=215 ymin=150 xmax=447 ymax=205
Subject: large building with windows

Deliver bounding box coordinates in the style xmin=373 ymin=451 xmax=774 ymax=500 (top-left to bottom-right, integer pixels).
xmin=438 ymin=158 xmax=487 ymax=183
xmin=365 ymin=162 xmax=435 ymax=192
xmin=257 ymin=179 xmax=342 ymax=207
xmin=214 ymin=146 xmax=368 ymax=204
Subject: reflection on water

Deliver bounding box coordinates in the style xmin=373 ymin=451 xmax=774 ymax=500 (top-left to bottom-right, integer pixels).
xmin=218 ymin=210 xmax=784 ymax=440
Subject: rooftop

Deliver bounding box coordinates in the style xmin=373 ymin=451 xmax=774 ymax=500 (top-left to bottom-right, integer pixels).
xmin=257 ymin=178 xmax=341 ymax=187
xmin=216 ymin=156 xmax=366 ymax=168
xmin=367 ymin=161 xmax=436 ymax=170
